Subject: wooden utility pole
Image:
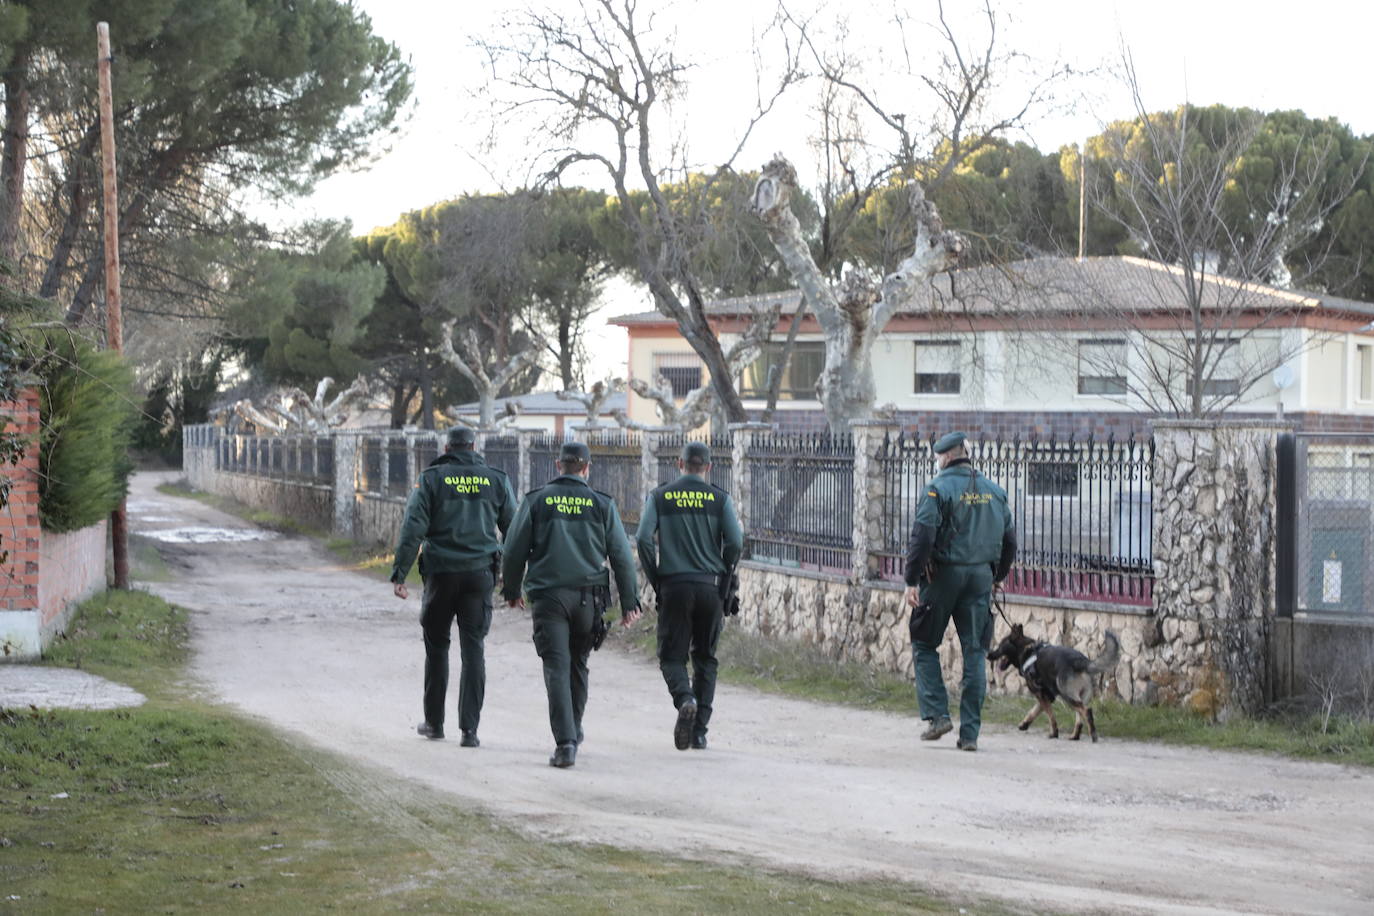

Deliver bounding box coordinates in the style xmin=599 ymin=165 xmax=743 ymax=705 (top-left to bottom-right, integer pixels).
xmin=97 ymin=21 xmax=129 ymax=589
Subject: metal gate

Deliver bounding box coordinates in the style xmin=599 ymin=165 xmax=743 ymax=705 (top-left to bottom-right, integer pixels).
xmin=1278 ymin=433 xmax=1374 ymax=616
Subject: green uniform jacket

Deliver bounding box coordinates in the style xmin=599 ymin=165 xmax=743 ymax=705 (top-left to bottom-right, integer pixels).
xmin=389 ymin=451 xmax=517 ymax=583
xmin=636 ymin=473 xmax=743 ymax=588
xmin=501 ymin=474 xmax=640 ymax=613
xmin=904 ymin=461 xmax=1016 ymax=586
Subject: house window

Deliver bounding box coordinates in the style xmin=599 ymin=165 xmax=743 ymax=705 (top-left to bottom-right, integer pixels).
xmin=741 ymin=342 xmax=824 ymax=400
xmin=1358 ymin=344 xmax=1373 ymax=402
xmin=1201 ymin=338 xmax=1242 ymax=399
xmin=652 ymin=352 xmax=703 ymax=398
xmin=914 ymin=341 xmax=961 ymax=394
xmin=1028 ymin=461 xmax=1079 ymax=497
xmin=1077 ymin=339 xmax=1127 ymax=395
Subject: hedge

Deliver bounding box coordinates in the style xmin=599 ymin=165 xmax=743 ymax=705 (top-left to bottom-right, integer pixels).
xmin=30 ymin=328 xmax=136 ymax=533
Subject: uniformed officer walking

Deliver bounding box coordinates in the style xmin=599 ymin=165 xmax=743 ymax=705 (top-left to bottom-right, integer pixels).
xmin=390 ymin=426 xmax=517 ymax=747
xmin=904 ymin=432 xmax=1016 ymax=752
xmin=637 ymin=441 xmax=744 ymax=751
xmin=501 ymin=441 xmax=642 ymax=768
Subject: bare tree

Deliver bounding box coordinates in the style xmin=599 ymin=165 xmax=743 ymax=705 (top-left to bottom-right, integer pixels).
xmin=1063 ymin=54 xmax=1369 ymax=418
xmin=477 ymin=0 xmax=802 ymax=424
xmin=436 ymin=318 xmax=543 ymax=430
xmin=555 ymin=376 xmax=625 ymax=429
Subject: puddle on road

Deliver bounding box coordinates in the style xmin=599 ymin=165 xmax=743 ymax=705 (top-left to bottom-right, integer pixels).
xmin=141 ymin=525 xmax=280 ymax=544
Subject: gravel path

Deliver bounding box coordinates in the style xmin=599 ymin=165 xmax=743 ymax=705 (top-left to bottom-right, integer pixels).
xmin=132 ymin=471 xmax=1374 ymax=915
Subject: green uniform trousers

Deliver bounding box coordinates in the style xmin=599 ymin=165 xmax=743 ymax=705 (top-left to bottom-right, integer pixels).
xmin=420 ymin=569 xmax=493 ymax=735
xmin=530 ymin=587 xmax=597 ymax=747
xmin=656 ymin=580 xmax=723 ymax=739
xmin=911 ymin=563 xmax=994 ymax=743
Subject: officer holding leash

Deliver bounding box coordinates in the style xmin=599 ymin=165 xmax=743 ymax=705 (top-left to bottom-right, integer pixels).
xmin=391 ymin=426 xmax=516 ymax=747
xmin=501 ymin=441 xmax=641 ymax=768
xmin=637 ymin=441 xmax=744 ymax=751
xmin=904 ymin=431 xmax=1016 ymax=752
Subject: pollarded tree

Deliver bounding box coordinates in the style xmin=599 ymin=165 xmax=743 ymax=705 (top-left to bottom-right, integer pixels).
xmin=754 ymin=0 xmax=1072 ymax=431
xmin=753 ymin=158 xmax=965 ymax=431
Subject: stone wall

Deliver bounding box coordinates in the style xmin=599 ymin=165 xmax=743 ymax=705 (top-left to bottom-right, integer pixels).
xmin=734 ymin=561 xmax=1149 ymax=702
xmin=194 ymin=464 xmax=334 ymax=533
xmin=353 ymin=494 xmax=407 ymax=548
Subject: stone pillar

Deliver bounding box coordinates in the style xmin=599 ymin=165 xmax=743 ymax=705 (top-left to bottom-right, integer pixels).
xmin=640 ymin=427 xmax=668 ymax=505
xmin=1149 ymin=420 xmax=1291 ymax=717
xmin=727 ymin=422 xmax=773 ymax=543
xmin=516 ymin=428 xmax=540 ymax=495
xmin=850 ymin=419 xmax=901 ymax=583
xmin=332 ymin=433 xmax=360 ymax=537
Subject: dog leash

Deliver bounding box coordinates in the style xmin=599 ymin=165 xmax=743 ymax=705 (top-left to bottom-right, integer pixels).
xmin=993 ymin=584 xmax=1012 ymax=628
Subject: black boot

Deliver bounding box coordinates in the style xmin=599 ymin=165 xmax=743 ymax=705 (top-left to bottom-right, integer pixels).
xmin=549 ymin=743 xmax=577 ymax=768
xmin=674 ymin=701 xmax=698 ymax=751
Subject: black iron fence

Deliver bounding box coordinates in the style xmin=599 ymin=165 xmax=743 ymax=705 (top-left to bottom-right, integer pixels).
xmin=483 ymin=435 xmax=520 ymax=485
xmin=745 ymin=432 xmax=854 ymax=574
xmin=654 ymin=431 xmax=734 ymax=493
xmin=587 ymin=431 xmax=642 ymax=527
xmin=875 ymin=433 xmax=1154 ymax=606
xmin=214 ymin=434 xmax=332 ymax=486
xmin=528 ymin=434 xmax=561 ymax=489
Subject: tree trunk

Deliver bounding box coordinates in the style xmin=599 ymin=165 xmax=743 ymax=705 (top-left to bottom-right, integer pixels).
xmin=419 ymin=358 xmax=435 ymax=430
xmin=0 ymin=50 xmax=32 ymax=263
xmin=558 ymin=314 xmax=575 ymax=390
xmin=39 ymin=123 xmax=101 ymax=299
xmin=389 ymin=380 xmax=413 ymax=428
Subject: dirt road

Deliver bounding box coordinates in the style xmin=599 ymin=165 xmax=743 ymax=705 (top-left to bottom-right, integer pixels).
xmin=132 ymin=472 xmax=1373 ymax=915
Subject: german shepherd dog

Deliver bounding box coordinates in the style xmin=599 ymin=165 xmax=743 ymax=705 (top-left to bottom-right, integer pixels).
xmin=987 ymin=625 xmax=1120 ymax=742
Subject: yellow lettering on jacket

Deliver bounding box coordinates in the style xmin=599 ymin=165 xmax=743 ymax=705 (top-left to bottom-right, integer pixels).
xmin=664 ymin=490 xmax=714 ymax=509
xmin=443 ymin=475 xmax=491 ymax=495
xmin=545 ymin=494 xmax=593 ymax=514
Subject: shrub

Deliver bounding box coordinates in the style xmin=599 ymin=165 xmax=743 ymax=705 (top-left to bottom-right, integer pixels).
xmin=29 ymin=327 xmax=136 ymax=532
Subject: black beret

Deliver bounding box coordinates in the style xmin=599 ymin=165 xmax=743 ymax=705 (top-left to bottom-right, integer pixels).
xmin=560 ymin=441 xmax=591 ymax=462
xmin=933 ymin=431 xmax=967 ymax=454
xmin=446 ymin=426 xmax=477 ymax=447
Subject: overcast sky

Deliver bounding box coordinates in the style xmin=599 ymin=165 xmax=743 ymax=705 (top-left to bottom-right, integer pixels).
xmin=259 ymin=0 xmax=1374 ymax=381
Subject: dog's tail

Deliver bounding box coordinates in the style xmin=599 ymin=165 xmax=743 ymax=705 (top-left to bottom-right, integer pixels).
xmin=1088 ymin=630 xmax=1120 ymax=674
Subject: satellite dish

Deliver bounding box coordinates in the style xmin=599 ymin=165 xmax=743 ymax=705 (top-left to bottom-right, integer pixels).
xmin=1272 ymin=365 xmax=1295 ymax=390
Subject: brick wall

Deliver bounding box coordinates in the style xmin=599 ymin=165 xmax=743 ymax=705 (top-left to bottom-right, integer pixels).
xmin=1 ymin=390 xmax=41 ymax=615
xmin=1 ymin=390 xmax=110 ymax=659
xmin=2 ymin=390 xmax=43 ymax=658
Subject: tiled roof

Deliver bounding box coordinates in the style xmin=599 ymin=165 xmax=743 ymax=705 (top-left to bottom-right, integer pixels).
xmin=606 ymin=256 xmax=1374 ymax=323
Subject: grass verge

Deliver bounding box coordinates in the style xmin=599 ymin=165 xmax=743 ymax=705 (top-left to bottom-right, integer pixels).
xmin=614 ymin=618 xmax=1374 ymax=768
xmin=3 ymin=593 xmax=998 ymax=914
